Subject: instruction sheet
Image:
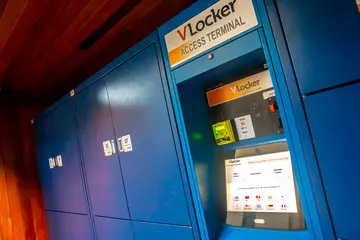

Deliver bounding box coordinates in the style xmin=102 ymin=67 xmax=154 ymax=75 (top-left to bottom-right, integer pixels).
xmin=225 ymin=151 xmax=298 ymax=213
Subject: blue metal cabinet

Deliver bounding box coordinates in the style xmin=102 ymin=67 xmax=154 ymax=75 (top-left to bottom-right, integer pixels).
xmin=276 ymin=0 xmax=360 ymax=93
xmin=105 ymin=44 xmax=191 ymax=225
xmin=304 ymin=82 xmax=360 ymax=240
xmin=133 ymin=222 xmax=194 ymax=240
xmin=95 ymin=217 xmax=134 ymax=240
xmin=46 ymin=211 xmax=93 ymax=240
xmin=35 ymin=98 xmax=88 ymax=214
xmin=74 ymin=80 xmax=129 ymax=219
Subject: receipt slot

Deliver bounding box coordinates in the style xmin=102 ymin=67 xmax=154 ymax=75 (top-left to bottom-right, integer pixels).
xmin=159 ymin=0 xmax=322 ymax=239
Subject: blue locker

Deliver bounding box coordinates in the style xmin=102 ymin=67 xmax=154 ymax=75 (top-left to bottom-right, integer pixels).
xmin=276 ymin=0 xmax=360 ymax=93
xmin=304 ymin=82 xmax=360 ymax=240
xmin=105 ymin=44 xmax=191 ymax=225
xmin=133 ymin=221 xmax=194 ymax=240
xmin=75 ymin=80 xmax=129 ymax=219
xmin=46 ymin=211 xmax=93 ymax=240
xmin=35 ymin=98 xmax=88 ymax=214
xmin=95 ymin=217 xmax=134 ymax=240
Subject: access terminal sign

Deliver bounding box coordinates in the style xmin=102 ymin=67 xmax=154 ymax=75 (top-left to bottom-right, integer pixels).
xmin=165 ymin=0 xmax=258 ymax=67
xmin=225 ymin=151 xmax=298 ymax=213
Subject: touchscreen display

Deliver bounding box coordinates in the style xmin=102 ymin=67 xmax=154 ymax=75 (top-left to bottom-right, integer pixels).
xmin=225 ymin=151 xmax=298 ymax=213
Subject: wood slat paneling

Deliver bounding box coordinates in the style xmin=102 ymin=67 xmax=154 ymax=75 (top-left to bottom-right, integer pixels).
xmin=0 ymin=104 xmax=48 ymax=240
xmin=0 ymin=0 xmax=31 ymax=54
xmin=17 ymin=106 xmax=48 ymax=240
xmin=0 ymin=0 xmax=9 ymax=18
xmin=0 ymin=0 xmax=48 ymax=79
xmin=0 ymin=139 xmax=13 ymax=240
xmin=44 ymin=0 xmax=193 ymax=94
xmin=0 ymin=0 xmax=195 ymax=99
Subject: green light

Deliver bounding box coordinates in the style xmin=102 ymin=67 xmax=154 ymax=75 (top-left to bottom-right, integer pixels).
xmin=191 ymin=133 xmax=202 ymax=140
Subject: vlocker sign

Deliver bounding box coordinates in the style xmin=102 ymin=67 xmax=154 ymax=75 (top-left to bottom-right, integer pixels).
xmin=165 ymin=0 xmax=258 ymax=67
xmin=206 ymin=70 xmax=273 ymax=107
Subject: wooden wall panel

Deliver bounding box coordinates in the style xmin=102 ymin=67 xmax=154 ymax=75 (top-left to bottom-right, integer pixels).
xmin=0 ymin=142 xmax=13 ymax=240
xmin=0 ymin=103 xmax=48 ymax=240
xmin=0 ymin=0 xmax=31 ymax=54
xmin=0 ymin=0 xmax=195 ymax=100
xmin=17 ymin=106 xmax=48 ymax=240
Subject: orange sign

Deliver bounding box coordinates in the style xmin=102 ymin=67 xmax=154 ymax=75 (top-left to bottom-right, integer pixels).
xmin=164 ymin=0 xmax=258 ymax=67
xmin=206 ymin=70 xmax=273 ymax=107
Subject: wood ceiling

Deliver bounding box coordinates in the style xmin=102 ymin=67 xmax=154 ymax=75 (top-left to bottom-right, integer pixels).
xmin=0 ymin=0 xmax=195 ymax=102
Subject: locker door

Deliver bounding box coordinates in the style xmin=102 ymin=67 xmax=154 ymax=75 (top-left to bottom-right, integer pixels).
xmin=304 ymin=82 xmax=360 ymax=240
xmin=276 ymin=0 xmax=360 ymax=93
xmin=95 ymin=217 xmax=134 ymax=240
xmin=106 ymin=44 xmax=190 ymax=225
xmin=46 ymin=211 xmax=93 ymax=240
xmin=75 ymin=80 xmax=129 ymax=219
xmin=133 ymin=222 xmax=194 ymax=240
xmin=35 ymin=99 xmax=88 ymax=214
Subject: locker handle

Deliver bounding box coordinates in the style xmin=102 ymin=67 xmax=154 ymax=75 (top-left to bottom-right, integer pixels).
xmin=117 ymin=137 xmax=124 ymax=152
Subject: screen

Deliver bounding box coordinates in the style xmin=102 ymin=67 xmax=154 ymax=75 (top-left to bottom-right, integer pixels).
xmin=225 ymin=151 xmax=298 ymax=213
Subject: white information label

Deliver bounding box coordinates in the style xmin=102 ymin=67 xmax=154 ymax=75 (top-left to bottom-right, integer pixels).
xmin=121 ymin=135 xmax=133 ymax=152
xmin=111 ymin=140 xmax=116 ymax=154
xmin=262 ymin=89 xmax=275 ymax=100
xmin=165 ymin=0 xmax=258 ymax=67
xmin=49 ymin=158 xmax=55 ymax=169
xmin=225 ymin=151 xmax=298 ymax=213
xmin=56 ymin=155 xmax=63 ymax=167
xmin=103 ymin=140 xmax=113 ymax=156
xmin=234 ymin=115 xmax=255 ymax=140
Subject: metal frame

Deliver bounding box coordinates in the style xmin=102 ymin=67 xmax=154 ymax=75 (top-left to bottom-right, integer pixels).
xmin=260 ymin=0 xmax=335 ymax=239
xmin=158 ymin=0 xmax=329 ymax=239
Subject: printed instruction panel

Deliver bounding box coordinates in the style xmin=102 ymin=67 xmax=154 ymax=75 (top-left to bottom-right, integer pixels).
xmin=225 ymin=151 xmax=298 ymax=213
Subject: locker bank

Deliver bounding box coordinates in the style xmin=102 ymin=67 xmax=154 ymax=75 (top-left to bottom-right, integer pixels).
xmin=1 ymin=0 xmax=359 ymax=240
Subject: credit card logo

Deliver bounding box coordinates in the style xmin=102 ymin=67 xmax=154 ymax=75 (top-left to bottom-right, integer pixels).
xmin=244 ymin=204 xmax=252 ymax=210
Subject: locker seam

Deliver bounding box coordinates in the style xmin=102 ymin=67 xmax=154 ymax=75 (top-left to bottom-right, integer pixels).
xmin=46 ymin=209 xmax=88 ymax=216
xmin=94 ymin=214 xmax=192 ymax=228
xmin=72 ymin=98 xmax=98 ymax=240
xmin=132 ymin=219 xmax=192 ymax=228
xmin=271 ymin=1 xmax=336 ymax=236
xmin=104 ymin=75 xmax=137 ymax=240
xmin=154 ymin=41 xmax=200 ymax=239
xmin=302 ymin=78 xmax=360 ymax=97
xmin=257 ymin=28 xmax=314 ymax=235
xmin=265 ymin=0 xmax=336 ymax=238
xmin=259 ymin=3 xmax=319 ymax=237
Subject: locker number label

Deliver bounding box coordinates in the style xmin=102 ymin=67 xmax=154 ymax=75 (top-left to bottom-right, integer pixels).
xmin=103 ymin=140 xmax=114 ymax=156
xmin=49 ymin=158 xmax=55 ymax=169
xmin=121 ymin=135 xmax=133 ymax=152
xmin=56 ymin=155 xmax=63 ymax=167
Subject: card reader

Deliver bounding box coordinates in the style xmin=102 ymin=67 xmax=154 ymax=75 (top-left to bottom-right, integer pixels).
xmin=212 ymin=120 xmax=235 ymax=145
